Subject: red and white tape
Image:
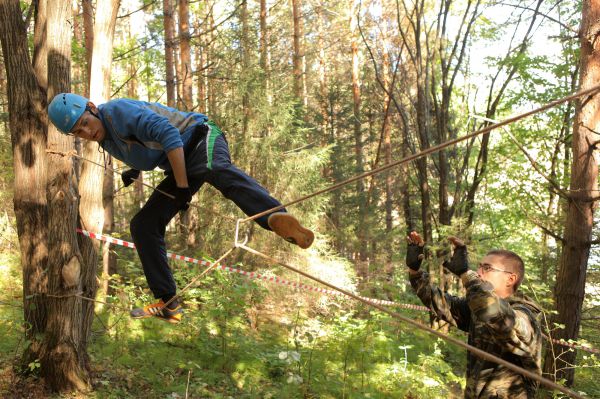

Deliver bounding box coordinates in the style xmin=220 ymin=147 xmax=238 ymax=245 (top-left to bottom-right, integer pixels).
xmin=76 ymin=229 xmax=425 ymax=310
xmin=77 ymin=228 xmax=599 ymax=355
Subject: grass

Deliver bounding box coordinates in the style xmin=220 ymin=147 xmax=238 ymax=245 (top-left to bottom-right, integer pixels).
xmin=0 ymin=252 xmax=597 ymax=398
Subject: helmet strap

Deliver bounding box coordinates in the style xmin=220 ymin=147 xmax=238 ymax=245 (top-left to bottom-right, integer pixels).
xmin=85 ymin=105 xmax=101 ymax=121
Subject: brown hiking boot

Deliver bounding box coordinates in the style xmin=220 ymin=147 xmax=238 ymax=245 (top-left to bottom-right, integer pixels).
xmin=267 ymin=212 xmax=314 ymax=249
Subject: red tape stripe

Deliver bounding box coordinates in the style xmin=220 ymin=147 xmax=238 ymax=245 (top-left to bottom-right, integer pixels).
xmin=77 ymin=228 xmax=600 ymax=355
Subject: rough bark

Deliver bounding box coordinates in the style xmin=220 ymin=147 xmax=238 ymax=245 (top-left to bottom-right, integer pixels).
xmin=79 ymin=0 xmax=120 ymax=346
xmin=0 ymin=0 xmax=49 ymax=360
xmin=240 ymin=0 xmax=250 ymax=140
xmin=42 ymin=0 xmax=89 ymax=391
xmin=82 ymin=0 xmax=93 ymax=96
xmin=178 ymin=0 xmax=192 ymax=110
xmin=163 ymin=0 xmax=176 ymax=107
xmin=317 ymin=2 xmax=327 ymax=141
xmin=542 ymin=0 xmax=600 ymax=385
xmin=382 ymin=20 xmax=393 ymax=271
xmin=195 ymin=22 xmax=206 ymax=113
xmin=260 ymin=0 xmax=272 ymax=107
xmin=292 ymin=0 xmax=303 ymax=103
xmin=178 ymin=0 xmax=197 ymax=247
xmin=207 ymin=8 xmax=216 ymax=115
xmin=350 ymin=6 xmax=368 ymax=265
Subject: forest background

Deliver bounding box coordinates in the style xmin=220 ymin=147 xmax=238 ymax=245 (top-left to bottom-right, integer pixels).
xmin=0 ymin=0 xmax=599 ymax=398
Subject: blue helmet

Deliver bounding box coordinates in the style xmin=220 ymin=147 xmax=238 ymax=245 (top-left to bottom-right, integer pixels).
xmin=48 ymin=93 xmax=89 ymax=134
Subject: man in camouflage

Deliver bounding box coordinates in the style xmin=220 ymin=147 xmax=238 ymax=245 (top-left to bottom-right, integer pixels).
xmin=406 ymin=231 xmax=542 ymax=399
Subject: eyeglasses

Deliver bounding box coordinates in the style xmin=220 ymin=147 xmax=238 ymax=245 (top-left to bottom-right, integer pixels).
xmin=478 ymin=263 xmax=514 ymax=275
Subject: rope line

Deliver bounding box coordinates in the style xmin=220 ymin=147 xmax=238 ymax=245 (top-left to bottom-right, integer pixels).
xmin=235 ymin=242 xmax=584 ymax=399
xmin=240 ymin=83 xmax=600 ymax=224
xmin=45 ymin=149 xmax=238 ymax=222
xmin=162 ymin=247 xmax=236 ymax=310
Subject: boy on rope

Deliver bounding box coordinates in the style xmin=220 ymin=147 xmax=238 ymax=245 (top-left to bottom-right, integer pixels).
xmin=48 ymin=93 xmax=314 ymax=324
xmin=405 ymin=231 xmax=542 ymax=399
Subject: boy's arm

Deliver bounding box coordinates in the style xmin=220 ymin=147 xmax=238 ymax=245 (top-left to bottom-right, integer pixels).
xmin=166 ymin=147 xmax=188 ymax=188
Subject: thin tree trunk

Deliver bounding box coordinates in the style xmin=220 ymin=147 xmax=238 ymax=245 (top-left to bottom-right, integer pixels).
xmin=317 ymin=2 xmax=327 ymax=142
xmin=101 ymin=166 xmax=116 ymax=299
xmin=382 ymin=20 xmax=393 ymax=274
xmin=292 ymin=0 xmax=303 ymax=103
xmin=163 ymin=0 xmax=176 ymax=107
xmin=178 ymin=0 xmax=192 ymax=110
xmin=82 ymin=0 xmax=93 ymax=97
xmin=542 ymin=0 xmax=600 ymax=385
xmin=240 ymin=0 xmax=250 ymax=140
xmin=195 ymin=19 xmax=206 ymax=113
xmin=207 ymin=7 xmax=216 ymax=115
xmin=260 ymin=0 xmax=272 ymax=108
xmin=0 ymin=0 xmax=49 ymax=369
xmin=177 ymin=0 xmax=197 ymax=247
xmin=400 ymin=110 xmax=413 ymax=235
xmin=350 ymin=6 xmax=368 ymax=266
xmin=72 ymin=3 xmax=84 ymax=95
xmin=79 ymin=0 xmax=120 ymax=344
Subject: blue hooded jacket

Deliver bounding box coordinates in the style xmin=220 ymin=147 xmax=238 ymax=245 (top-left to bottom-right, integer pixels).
xmin=98 ymin=99 xmax=208 ymax=172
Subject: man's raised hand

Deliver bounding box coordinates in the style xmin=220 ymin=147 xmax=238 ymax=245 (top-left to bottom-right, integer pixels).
xmin=406 ymin=231 xmax=425 ymax=271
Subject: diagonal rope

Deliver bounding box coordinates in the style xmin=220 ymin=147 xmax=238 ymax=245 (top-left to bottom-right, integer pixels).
xmin=45 ymin=149 xmax=239 ymax=222
xmin=235 ymin=242 xmax=584 ymax=399
xmin=240 ymin=83 xmax=600 ymax=224
xmin=161 ymin=246 xmax=236 ymax=310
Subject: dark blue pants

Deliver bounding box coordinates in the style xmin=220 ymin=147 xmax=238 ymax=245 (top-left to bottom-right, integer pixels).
xmin=130 ymin=131 xmax=283 ymax=301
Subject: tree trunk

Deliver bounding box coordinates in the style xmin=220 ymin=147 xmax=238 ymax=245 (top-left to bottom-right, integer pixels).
xmin=82 ymin=0 xmax=93 ymax=96
xmin=207 ymin=8 xmax=216 ymax=115
xmin=79 ymin=0 xmax=120 ymax=344
xmin=240 ymin=0 xmax=250 ymax=140
xmin=177 ymin=0 xmax=197 ymax=247
xmin=41 ymin=0 xmax=90 ymax=391
xmin=101 ymin=165 xmax=116 ymax=299
xmin=163 ymin=0 xmax=176 ymax=107
xmin=195 ymin=18 xmax=206 ymax=113
xmin=542 ymin=0 xmax=600 ymax=385
xmin=350 ymin=6 xmax=368 ymax=266
xmin=291 ymin=0 xmax=303 ymax=103
xmin=260 ymin=0 xmax=272 ymax=107
xmin=178 ymin=0 xmax=192 ymax=110
xmin=317 ymin=2 xmax=327 ymax=142
xmin=382 ymin=20 xmax=393 ymax=274
xmin=0 ymin=0 xmax=49 ymax=366
xmin=399 ymin=110 xmax=413 ymax=235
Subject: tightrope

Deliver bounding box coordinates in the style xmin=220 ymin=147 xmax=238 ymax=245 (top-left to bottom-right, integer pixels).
xmin=78 ymin=229 xmax=599 ymax=356
xmin=77 ymin=229 xmax=426 ymax=310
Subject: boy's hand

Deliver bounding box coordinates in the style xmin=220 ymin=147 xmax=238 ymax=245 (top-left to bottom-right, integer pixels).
xmin=121 ymin=169 xmax=140 ymax=187
xmin=173 ymin=187 xmax=192 ymax=211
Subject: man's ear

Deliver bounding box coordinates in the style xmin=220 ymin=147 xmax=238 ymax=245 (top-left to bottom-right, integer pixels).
xmin=86 ymin=101 xmax=98 ymax=114
xmin=507 ymin=273 xmax=518 ymax=289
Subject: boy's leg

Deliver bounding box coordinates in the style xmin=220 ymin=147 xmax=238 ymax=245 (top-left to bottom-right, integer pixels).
xmin=205 ymin=133 xmax=314 ymax=248
xmin=130 ymin=174 xmax=204 ymax=307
